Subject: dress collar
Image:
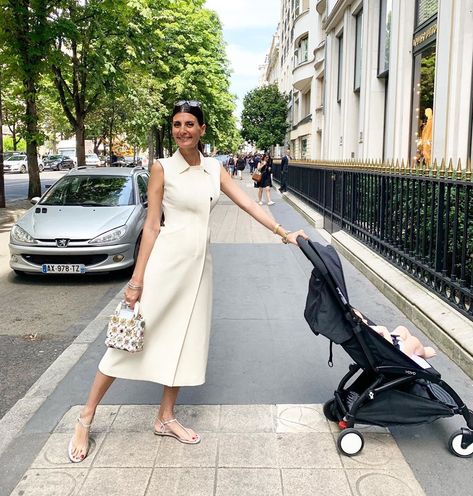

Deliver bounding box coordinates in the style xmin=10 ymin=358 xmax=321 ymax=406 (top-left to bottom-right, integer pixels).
xmin=174 ymin=149 xmax=209 ymax=174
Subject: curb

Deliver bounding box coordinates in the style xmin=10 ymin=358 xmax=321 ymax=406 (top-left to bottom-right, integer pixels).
xmin=0 ymin=287 xmax=124 ymax=457
xmin=281 ymin=189 xmax=473 ymax=379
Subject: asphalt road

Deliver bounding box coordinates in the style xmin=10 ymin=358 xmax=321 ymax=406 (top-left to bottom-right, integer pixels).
xmin=3 ymin=170 xmax=66 ymax=201
xmin=0 ymin=172 xmax=129 ymax=419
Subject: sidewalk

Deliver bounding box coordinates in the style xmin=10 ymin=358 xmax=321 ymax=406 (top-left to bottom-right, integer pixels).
xmin=1 ymin=172 xmax=472 ymax=496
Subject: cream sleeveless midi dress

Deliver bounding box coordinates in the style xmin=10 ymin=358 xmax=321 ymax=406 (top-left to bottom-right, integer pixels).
xmin=99 ymin=149 xmax=221 ymax=386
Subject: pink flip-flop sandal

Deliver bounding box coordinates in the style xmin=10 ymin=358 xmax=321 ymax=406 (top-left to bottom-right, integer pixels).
xmin=68 ymin=416 xmax=92 ymax=463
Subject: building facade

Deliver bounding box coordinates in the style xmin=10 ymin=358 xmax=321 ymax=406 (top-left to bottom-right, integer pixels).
xmin=264 ymin=0 xmax=473 ymax=165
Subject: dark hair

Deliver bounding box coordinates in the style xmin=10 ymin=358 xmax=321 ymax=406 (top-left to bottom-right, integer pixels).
xmin=171 ymin=100 xmax=205 ymax=153
xmin=171 ymin=100 xmax=205 ymax=125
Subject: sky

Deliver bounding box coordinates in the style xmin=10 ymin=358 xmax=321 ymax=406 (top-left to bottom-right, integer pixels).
xmin=204 ymin=0 xmax=280 ymax=120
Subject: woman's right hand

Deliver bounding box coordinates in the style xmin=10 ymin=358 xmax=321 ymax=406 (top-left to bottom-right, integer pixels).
xmin=124 ymin=287 xmax=142 ymax=309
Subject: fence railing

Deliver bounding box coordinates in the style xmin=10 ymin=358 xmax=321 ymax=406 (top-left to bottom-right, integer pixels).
xmin=273 ymin=158 xmax=473 ymax=320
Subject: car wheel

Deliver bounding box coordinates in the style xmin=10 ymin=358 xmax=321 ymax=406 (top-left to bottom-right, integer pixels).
xmin=20 ymin=165 xmax=27 ymax=173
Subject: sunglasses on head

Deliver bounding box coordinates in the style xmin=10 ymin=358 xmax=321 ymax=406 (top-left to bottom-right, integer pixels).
xmin=174 ymin=100 xmax=202 ymax=108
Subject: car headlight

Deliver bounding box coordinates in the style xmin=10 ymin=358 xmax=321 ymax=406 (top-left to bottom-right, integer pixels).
xmin=11 ymin=225 xmax=37 ymax=244
xmin=89 ymin=225 xmax=128 ymax=245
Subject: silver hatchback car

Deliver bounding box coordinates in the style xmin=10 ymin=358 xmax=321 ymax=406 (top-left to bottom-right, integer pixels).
xmin=9 ymin=167 xmax=149 ymax=274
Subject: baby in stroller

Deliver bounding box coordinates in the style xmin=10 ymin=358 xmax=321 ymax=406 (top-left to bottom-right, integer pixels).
xmin=353 ymin=309 xmax=436 ymax=359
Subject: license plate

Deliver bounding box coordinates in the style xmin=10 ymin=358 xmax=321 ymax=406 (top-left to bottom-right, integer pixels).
xmin=41 ymin=264 xmax=86 ymax=274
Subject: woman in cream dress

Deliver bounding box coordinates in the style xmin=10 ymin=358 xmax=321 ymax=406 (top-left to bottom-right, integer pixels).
xmin=68 ymin=100 xmax=308 ymax=462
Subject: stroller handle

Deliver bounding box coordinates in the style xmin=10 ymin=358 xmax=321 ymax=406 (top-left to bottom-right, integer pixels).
xmin=297 ymin=236 xmax=329 ymax=278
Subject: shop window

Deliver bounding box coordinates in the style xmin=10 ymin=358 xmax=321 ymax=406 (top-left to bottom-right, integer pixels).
xmin=354 ymin=10 xmax=363 ymax=92
xmin=416 ymin=0 xmax=438 ymax=27
xmin=337 ymin=33 xmax=343 ymax=103
xmin=378 ymin=0 xmax=392 ymax=78
xmin=410 ymin=45 xmax=436 ymax=164
xmin=301 ymin=137 xmax=308 ymax=159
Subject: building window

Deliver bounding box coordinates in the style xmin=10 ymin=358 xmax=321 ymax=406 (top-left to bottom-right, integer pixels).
xmin=416 ymin=0 xmax=438 ymax=27
xmin=301 ymin=137 xmax=308 ymax=159
xmin=378 ymin=0 xmax=392 ymax=78
xmin=296 ymin=36 xmax=308 ymax=65
xmin=337 ymin=33 xmax=343 ymax=103
xmin=354 ymin=10 xmax=363 ymax=92
xmin=410 ymin=45 xmax=436 ymax=165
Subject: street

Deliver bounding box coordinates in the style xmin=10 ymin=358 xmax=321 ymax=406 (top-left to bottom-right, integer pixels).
xmin=0 ymin=171 xmax=129 ymax=418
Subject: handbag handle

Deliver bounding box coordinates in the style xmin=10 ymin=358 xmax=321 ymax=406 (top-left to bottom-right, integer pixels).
xmin=116 ymin=300 xmax=141 ymax=317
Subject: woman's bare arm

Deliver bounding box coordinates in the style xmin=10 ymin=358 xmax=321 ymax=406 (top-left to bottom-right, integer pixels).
xmin=220 ymin=166 xmax=307 ymax=245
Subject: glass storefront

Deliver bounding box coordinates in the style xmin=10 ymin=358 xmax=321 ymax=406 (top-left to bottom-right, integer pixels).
xmin=411 ymin=45 xmax=436 ymax=164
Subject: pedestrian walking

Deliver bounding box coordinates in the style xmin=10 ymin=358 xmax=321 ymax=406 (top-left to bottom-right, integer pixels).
xmin=67 ymin=99 xmax=308 ymax=463
xmin=254 ymin=153 xmax=275 ymax=205
xmin=228 ymin=155 xmax=235 ymax=176
xmin=236 ymin=155 xmax=245 ymax=180
xmin=279 ymin=148 xmax=290 ymax=193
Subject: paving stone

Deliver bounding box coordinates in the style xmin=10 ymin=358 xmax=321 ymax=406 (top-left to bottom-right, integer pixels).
xmin=54 ymin=405 xmax=120 ymax=433
xmin=79 ymin=468 xmax=152 ymax=496
xmin=345 ymin=469 xmax=426 ymax=496
xmin=173 ymin=404 xmax=220 ymax=432
xmin=155 ymin=432 xmax=218 ymax=467
xmin=275 ymin=404 xmax=332 ymax=433
xmin=31 ymin=432 xmax=106 ymax=469
xmin=216 ymin=468 xmax=282 ymax=496
xmin=277 ymin=433 xmax=342 ymax=468
xmin=93 ymin=432 xmax=159 ymax=467
xmin=220 ymin=404 xmax=274 ymax=432
xmin=10 ymin=468 xmax=88 ymax=496
xmin=282 ymin=468 xmax=352 ymax=496
xmin=146 ymin=468 xmax=215 ymax=495
xmin=340 ymin=433 xmax=410 ymax=470
xmin=111 ymin=405 xmax=157 ymax=432
xmin=218 ymin=433 xmax=278 ymax=468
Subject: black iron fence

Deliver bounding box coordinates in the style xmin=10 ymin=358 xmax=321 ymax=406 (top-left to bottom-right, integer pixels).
xmin=273 ymin=158 xmax=473 ymax=320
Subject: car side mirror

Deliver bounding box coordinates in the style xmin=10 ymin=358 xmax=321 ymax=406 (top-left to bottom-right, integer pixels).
xmin=30 ymin=197 xmax=40 ymax=205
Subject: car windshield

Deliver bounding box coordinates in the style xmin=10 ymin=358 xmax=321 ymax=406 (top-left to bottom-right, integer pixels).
xmin=47 ymin=155 xmax=62 ymax=160
xmin=40 ymin=175 xmax=134 ymax=206
xmin=9 ymin=156 xmax=25 ymax=161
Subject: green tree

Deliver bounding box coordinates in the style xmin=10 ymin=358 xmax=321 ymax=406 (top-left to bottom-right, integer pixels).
xmin=241 ymin=84 xmax=289 ymax=150
xmin=0 ymin=0 xmax=55 ymax=198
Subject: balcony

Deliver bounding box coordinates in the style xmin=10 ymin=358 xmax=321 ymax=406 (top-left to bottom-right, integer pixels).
xmin=314 ymin=40 xmax=325 ymax=70
xmin=293 ymin=9 xmax=311 ymax=44
xmin=292 ymin=58 xmax=314 ymax=91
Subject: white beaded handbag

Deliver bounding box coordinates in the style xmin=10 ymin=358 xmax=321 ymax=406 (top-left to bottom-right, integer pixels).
xmin=105 ymin=301 xmax=145 ymax=353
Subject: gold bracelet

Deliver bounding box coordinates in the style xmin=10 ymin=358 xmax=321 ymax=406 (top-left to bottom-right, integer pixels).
xmin=273 ymin=223 xmax=280 ymax=234
xmin=282 ymin=231 xmax=291 ymax=244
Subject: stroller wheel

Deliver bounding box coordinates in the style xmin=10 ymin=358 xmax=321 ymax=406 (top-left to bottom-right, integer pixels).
xmin=448 ymin=429 xmax=473 ymax=458
xmin=323 ymin=399 xmax=339 ymax=422
xmin=337 ymin=428 xmax=364 ymax=456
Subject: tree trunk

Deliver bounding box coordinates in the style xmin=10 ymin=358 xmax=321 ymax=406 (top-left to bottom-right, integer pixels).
xmin=0 ymin=80 xmax=5 ymax=208
xmin=25 ymin=79 xmax=41 ymax=199
xmin=167 ymin=123 xmax=172 ymax=156
xmin=12 ymin=125 xmax=17 ymax=151
xmin=75 ymin=119 xmax=86 ymax=167
xmin=147 ymin=127 xmax=154 ymax=170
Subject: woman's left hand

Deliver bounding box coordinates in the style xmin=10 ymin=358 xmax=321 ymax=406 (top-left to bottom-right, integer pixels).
xmin=287 ymin=229 xmax=309 ymax=245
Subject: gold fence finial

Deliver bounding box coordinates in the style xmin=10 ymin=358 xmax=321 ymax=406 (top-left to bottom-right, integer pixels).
xmin=456 ymin=158 xmax=462 ymax=179
xmin=439 ymin=158 xmax=446 ymax=178
xmin=411 ymin=158 xmax=417 ymax=175
xmin=432 ymin=158 xmax=438 ymax=177
xmin=466 ymin=157 xmax=472 ymax=181
xmin=447 ymin=158 xmax=454 ymax=178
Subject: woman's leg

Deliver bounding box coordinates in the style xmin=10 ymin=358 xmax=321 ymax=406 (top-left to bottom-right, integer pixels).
xmin=70 ymin=370 xmax=115 ymax=459
xmin=155 ymin=386 xmax=199 ymax=441
xmin=257 ymin=187 xmax=263 ymax=203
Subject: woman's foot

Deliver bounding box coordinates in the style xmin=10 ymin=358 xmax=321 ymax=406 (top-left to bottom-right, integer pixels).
xmin=258 ymin=201 xmax=263 ymax=205
xmin=267 ymin=200 xmax=275 ymax=205
xmin=68 ymin=409 xmax=94 ymax=463
xmin=154 ymin=417 xmax=201 ymax=444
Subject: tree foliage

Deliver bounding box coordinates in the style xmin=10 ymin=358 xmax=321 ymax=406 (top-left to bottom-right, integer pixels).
xmin=241 ymin=84 xmax=289 ymax=150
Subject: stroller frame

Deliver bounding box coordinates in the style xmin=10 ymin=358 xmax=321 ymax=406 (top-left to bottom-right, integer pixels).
xmin=299 ymin=237 xmax=473 ymax=457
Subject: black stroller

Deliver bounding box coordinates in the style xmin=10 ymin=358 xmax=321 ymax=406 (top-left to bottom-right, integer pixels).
xmin=299 ymin=237 xmax=473 ymax=457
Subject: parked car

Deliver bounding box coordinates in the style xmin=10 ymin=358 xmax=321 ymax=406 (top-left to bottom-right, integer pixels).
xmin=85 ymin=153 xmax=101 ymax=167
xmin=116 ymin=156 xmax=143 ymax=167
xmin=42 ymin=155 xmax=75 ymax=171
xmin=3 ymin=154 xmax=44 ymax=173
xmin=9 ymin=167 xmax=149 ymax=275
